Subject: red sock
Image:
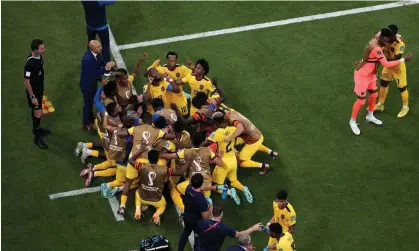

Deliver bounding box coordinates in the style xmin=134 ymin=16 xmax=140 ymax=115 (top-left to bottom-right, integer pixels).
xmin=351 ymin=99 xmax=364 ymax=120
xmin=368 ymin=92 xmax=378 ymax=112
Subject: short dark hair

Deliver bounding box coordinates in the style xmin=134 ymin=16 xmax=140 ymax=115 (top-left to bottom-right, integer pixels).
xmin=191 ymin=92 xmax=208 ymax=109
xmin=269 ymin=223 xmax=283 ymax=234
xmin=276 ymin=190 xmax=288 ymax=200
xmin=196 ymin=58 xmax=209 ymax=75
xmin=142 ymin=112 xmax=152 ymax=124
xmin=191 ymin=132 xmax=205 ymax=147
xmin=31 ymin=39 xmax=43 ymax=51
xmin=106 ymin=102 xmax=117 ymax=115
xmin=151 ymin=98 xmax=164 ymax=111
xmin=123 ymin=114 xmax=136 ymax=128
xmin=166 ymin=51 xmax=178 ymax=59
xmin=212 ymin=205 xmax=224 ymax=217
xmin=380 ymin=28 xmax=392 ymax=38
xmin=173 ymin=121 xmax=184 ymax=133
xmin=388 ymin=24 xmax=398 ymax=35
xmin=148 ymin=149 xmax=159 ymax=164
xmin=153 ymin=116 xmax=168 ymax=129
xmin=190 ymin=173 xmax=204 ymax=188
xmin=115 ymin=68 xmax=128 ymax=78
xmin=104 ymin=80 xmax=117 ymax=98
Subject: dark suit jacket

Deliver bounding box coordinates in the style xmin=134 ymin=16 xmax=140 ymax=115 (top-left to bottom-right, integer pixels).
xmin=226 ymin=245 xmax=246 ymax=251
xmin=80 ymin=50 xmax=107 ymax=90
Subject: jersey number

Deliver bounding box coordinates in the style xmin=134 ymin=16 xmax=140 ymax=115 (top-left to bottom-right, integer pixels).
xmin=180 ymin=106 xmax=187 ymax=114
xmin=226 ymin=138 xmax=236 ymax=153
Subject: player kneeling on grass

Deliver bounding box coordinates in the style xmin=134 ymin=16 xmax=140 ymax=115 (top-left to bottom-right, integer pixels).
xmin=130 ymin=149 xmax=185 ymax=225
xmin=264 ymin=223 xmax=295 ymax=251
xmin=99 ymin=114 xmax=140 ymax=198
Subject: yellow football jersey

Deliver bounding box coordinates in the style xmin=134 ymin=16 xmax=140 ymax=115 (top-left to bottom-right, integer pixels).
xmin=383 ymin=38 xmax=405 ymax=60
xmin=273 ymin=202 xmax=296 ymax=232
xmin=143 ymin=80 xmax=170 ymax=113
xmin=182 ymin=74 xmax=216 ymax=99
xmin=208 ymin=126 xmax=237 ymax=159
xmin=275 ymin=232 xmax=296 ymax=251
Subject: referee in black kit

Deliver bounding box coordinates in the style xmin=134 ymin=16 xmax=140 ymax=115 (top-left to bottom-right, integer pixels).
xmin=24 ymin=39 xmax=50 ymax=149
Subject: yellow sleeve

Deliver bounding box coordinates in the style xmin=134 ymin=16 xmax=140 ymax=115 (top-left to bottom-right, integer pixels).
xmin=164 ymin=141 xmax=176 ymax=152
xmin=177 ymin=149 xmax=185 ymax=159
xmin=287 ymin=212 xmax=296 ymax=226
xmin=181 ymin=65 xmax=192 ymax=76
xmin=207 ymin=130 xmax=221 ymax=143
xmin=395 ymin=41 xmax=405 ymax=55
xmin=143 ymin=84 xmax=148 ymax=93
xmin=128 ymin=74 xmax=135 ymax=84
xmin=127 ymin=127 xmax=134 ymax=135
xmin=208 ymin=80 xmax=216 ymax=92
xmin=210 ymin=151 xmax=216 ymax=160
xmin=156 ymin=129 xmax=166 ymax=140
xmin=148 ymin=59 xmax=160 ymax=70
xmin=181 ymin=74 xmax=190 ymax=84
xmin=156 ymin=66 xmax=166 ymax=76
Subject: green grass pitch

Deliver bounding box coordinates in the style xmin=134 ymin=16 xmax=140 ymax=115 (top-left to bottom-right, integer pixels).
xmin=2 ymin=2 xmax=419 ymax=251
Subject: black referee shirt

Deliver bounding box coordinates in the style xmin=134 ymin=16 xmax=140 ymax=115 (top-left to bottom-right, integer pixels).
xmin=24 ymin=53 xmax=44 ymax=93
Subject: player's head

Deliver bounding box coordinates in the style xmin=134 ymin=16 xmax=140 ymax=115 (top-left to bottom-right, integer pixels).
xmin=106 ymin=102 xmax=122 ymax=116
xmin=275 ymin=190 xmax=288 ymax=209
xmin=151 ymin=98 xmax=164 ymax=112
xmin=153 ymin=116 xmax=168 ymax=129
xmin=147 ymin=67 xmax=161 ymax=82
xmin=194 ymin=59 xmax=209 ymax=76
xmin=173 ymin=121 xmax=184 ymax=133
xmin=388 ymin=24 xmax=398 ymax=36
xmin=268 ymin=223 xmax=283 ymax=239
xmin=123 ymin=114 xmax=136 ymax=128
xmin=192 ymin=92 xmax=208 ymax=109
xmin=238 ymin=235 xmax=252 ymax=248
xmin=166 ymin=51 xmax=178 ymax=68
xmin=148 ymin=149 xmax=159 ymax=164
xmin=191 ymin=173 xmax=204 ymax=189
xmin=378 ymin=28 xmax=392 ymax=46
xmin=142 ymin=112 xmax=153 ymax=124
xmin=115 ymin=68 xmax=129 ymax=86
xmin=211 ymin=205 xmax=224 ymax=218
xmin=190 ymin=132 xmax=205 ymax=147
xmin=104 ymin=80 xmax=117 ymax=98
xmin=31 ymin=39 xmax=45 ymax=56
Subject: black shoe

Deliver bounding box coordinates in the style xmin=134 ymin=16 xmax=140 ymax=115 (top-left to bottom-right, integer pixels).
xmin=34 ymin=135 xmax=48 ymax=149
xmin=39 ymin=128 xmax=51 ymax=136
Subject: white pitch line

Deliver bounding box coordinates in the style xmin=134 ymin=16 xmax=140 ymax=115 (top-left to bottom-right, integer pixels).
xmin=49 ymin=186 xmax=101 ymax=200
xmin=108 ymin=196 xmax=125 ymax=222
xmin=117 ymin=1 xmax=419 ymax=50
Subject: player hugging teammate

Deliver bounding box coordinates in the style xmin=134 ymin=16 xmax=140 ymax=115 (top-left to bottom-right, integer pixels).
xmin=73 ymin=51 xmax=281 ymax=227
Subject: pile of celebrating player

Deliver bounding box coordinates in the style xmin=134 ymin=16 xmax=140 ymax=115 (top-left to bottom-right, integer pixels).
xmin=74 ymin=51 xmax=280 ymax=225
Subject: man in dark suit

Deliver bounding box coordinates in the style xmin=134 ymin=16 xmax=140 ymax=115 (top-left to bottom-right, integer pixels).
xmin=227 ymin=235 xmax=255 ymax=251
xmin=80 ymin=40 xmax=114 ymax=131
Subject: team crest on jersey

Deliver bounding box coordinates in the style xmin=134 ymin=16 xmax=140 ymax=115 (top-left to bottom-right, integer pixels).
xmin=377 ymin=51 xmax=382 ymax=55
xmin=176 ymin=73 xmax=180 ymax=78
xmin=199 ymin=85 xmax=204 ymax=90
xmin=161 ymin=86 xmax=165 ymax=91
xmin=281 ymin=214 xmax=285 ymax=219
xmin=209 ymin=133 xmax=215 ymax=138
xmin=164 ymin=141 xmax=170 ymax=149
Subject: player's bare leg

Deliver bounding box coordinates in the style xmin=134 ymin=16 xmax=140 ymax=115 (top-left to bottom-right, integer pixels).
xmin=349 ymin=95 xmax=366 ymax=135
xmin=134 ymin=190 xmax=143 ymax=222
xmin=118 ymin=178 xmax=133 ymax=216
xmin=258 ymin=145 xmax=279 ymax=160
xmin=365 ymin=89 xmax=382 ymax=125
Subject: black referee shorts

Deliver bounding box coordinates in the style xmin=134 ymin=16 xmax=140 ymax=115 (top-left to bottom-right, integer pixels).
xmin=26 ymin=90 xmax=43 ymax=110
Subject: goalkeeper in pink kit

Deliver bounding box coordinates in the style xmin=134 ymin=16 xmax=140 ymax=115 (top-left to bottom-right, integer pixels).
xmin=350 ymin=28 xmax=413 ymax=135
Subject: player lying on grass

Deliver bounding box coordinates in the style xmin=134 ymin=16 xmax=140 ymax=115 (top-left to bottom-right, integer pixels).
xmin=374 ymin=24 xmax=410 ymax=118
xmin=115 ymin=113 xmax=175 ymax=216
xmin=349 ymin=27 xmax=413 ymax=136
